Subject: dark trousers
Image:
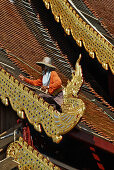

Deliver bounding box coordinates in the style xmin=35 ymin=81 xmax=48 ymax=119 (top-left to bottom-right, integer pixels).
xmin=39 ymin=91 xmax=63 ymax=112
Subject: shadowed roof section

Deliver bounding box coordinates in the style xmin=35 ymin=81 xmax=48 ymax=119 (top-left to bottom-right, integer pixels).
xmin=82 ymin=0 xmax=114 ymax=38
xmin=79 ymin=92 xmax=114 ymax=142
xmin=0 ymin=0 xmax=73 ymax=85
xmin=0 ymin=0 xmax=47 ymax=79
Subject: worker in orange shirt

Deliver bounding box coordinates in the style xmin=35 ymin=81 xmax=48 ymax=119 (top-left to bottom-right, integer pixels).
xmin=19 ymin=57 xmax=63 ymax=112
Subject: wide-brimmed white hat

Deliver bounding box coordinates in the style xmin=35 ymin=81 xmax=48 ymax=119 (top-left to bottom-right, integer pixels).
xmin=36 ymin=57 xmax=56 ymax=69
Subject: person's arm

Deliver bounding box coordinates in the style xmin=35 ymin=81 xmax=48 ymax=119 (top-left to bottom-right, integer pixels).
xmin=19 ymin=74 xmax=42 ymax=86
xmin=49 ymin=71 xmax=62 ymax=94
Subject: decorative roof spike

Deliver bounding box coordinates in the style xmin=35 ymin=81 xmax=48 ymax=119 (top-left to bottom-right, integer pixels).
xmin=43 ymin=0 xmax=50 ymax=9
xmin=1 ymin=97 xmax=9 ymax=106
xmin=102 ymin=63 xmax=108 ymax=70
xmin=34 ymin=123 xmax=42 ymax=133
xmin=76 ymin=40 xmax=82 ymax=47
xmin=89 ymin=52 xmax=95 ymax=59
xmin=54 ymin=15 xmax=60 ymax=22
xmin=65 ymin=28 xmax=70 ymax=35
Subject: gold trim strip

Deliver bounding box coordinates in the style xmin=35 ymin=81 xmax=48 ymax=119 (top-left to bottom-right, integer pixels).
xmin=43 ymin=0 xmax=114 ymax=74
xmin=7 ymin=137 xmax=60 ymax=170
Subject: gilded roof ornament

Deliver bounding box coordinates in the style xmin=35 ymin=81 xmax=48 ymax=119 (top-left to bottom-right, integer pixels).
xmin=7 ymin=137 xmax=60 ymax=169
xmin=43 ymin=0 xmax=114 ymax=74
xmin=0 ymin=55 xmax=85 ymax=143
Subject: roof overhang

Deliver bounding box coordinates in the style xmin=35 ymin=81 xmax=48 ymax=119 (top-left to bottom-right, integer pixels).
xmin=42 ymin=0 xmax=114 ymax=74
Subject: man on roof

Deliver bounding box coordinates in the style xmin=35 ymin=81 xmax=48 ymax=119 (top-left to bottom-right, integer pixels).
xmin=19 ymin=57 xmax=63 ymax=112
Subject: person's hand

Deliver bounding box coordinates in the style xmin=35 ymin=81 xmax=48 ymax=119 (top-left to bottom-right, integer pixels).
xmin=19 ymin=74 xmax=25 ymax=81
xmin=41 ymin=86 xmax=48 ymax=92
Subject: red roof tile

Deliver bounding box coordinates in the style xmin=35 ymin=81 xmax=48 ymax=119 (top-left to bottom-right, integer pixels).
xmin=83 ymin=0 xmax=114 ymax=37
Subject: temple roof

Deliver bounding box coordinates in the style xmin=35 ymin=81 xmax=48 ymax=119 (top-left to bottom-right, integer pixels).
xmin=0 ymin=48 xmax=114 ymax=144
xmin=0 ymin=0 xmax=114 ymax=147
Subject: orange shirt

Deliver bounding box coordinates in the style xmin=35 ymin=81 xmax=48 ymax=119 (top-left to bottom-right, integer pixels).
xmin=24 ymin=71 xmax=62 ymax=95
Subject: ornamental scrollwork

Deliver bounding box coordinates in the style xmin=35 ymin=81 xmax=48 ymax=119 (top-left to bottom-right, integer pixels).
xmin=0 ymin=56 xmax=85 ymax=143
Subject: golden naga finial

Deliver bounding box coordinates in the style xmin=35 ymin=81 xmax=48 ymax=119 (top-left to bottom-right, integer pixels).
xmin=0 ymin=55 xmax=85 ymax=143
xmin=63 ymin=54 xmax=83 ymax=98
xmin=61 ymin=54 xmax=85 ymax=120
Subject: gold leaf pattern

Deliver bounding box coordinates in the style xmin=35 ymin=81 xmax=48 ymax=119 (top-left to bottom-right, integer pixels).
xmin=7 ymin=137 xmax=60 ymax=170
xmin=43 ymin=0 xmax=114 ymax=74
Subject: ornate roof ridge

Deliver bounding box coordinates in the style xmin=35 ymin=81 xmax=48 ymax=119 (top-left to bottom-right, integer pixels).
xmin=7 ymin=137 xmax=60 ymax=169
xmin=42 ymin=0 xmax=114 ymax=74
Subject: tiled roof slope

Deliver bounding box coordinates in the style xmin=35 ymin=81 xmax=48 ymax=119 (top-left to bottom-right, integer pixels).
xmin=83 ymin=0 xmax=114 ymax=38
xmin=79 ymin=92 xmax=114 ymax=142
xmin=0 ymin=0 xmax=70 ymax=85
xmin=0 ymin=0 xmax=45 ymax=79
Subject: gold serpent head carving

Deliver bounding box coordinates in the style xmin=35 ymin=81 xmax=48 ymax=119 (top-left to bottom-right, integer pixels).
xmin=63 ymin=54 xmax=83 ymax=98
